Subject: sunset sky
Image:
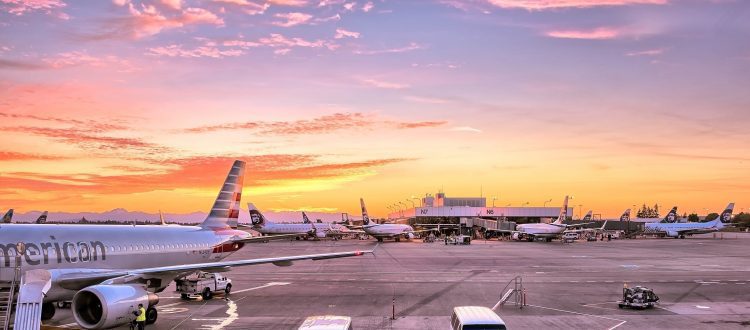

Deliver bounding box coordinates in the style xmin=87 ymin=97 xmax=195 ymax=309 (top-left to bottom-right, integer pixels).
xmin=1 ymin=0 xmax=749 ymax=218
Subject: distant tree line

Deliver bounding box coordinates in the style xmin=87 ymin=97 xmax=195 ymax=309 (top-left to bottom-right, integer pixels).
xmin=636 ymin=204 xmax=660 ymax=218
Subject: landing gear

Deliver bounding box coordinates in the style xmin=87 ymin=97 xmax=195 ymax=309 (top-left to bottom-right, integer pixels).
xmin=679 ymin=234 xmax=685 ymax=239
xmin=201 ymin=287 xmax=213 ymax=300
xmin=145 ymin=307 xmax=158 ymax=325
xmin=41 ymin=302 xmax=55 ymax=320
xmin=394 ymin=237 xmax=401 ymax=242
xmin=376 ymin=237 xmax=384 ymax=242
xmin=225 ymin=283 xmax=232 ymax=295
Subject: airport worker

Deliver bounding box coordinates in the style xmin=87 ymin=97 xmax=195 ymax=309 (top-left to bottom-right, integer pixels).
xmin=135 ymin=303 xmax=146 ymax=329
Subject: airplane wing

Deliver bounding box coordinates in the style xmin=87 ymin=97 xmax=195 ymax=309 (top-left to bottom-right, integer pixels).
xmin=232 ymin=234 xmax=304 ymax=243
xmin=55 ymin=247 xmax=375 ymax=291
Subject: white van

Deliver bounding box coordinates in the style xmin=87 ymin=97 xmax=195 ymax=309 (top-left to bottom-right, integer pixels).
xmin=299 ymin=315 xmax=353 ymax=330
xmin=450 ymin=306 xmax=507 ymax=330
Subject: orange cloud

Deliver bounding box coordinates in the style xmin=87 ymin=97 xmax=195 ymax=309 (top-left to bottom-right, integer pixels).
xmin=114 ymin=4 xmax=224 ymax=39
xmin=396 ymin=121 xmax=447 ymax=129
xmin=487 ymin=0 xmax=667 ymax=10
xmin=545 ymin=27 xmax=620 ymax=39
xmin=0 ymin=151 xmax=66 ymax=161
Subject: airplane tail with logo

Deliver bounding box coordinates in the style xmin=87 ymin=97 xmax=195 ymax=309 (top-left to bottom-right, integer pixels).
xmin=200 ymin=160 xmax=245 ymax=230
xmin=360 ymin=198 xmax=371 ymax=225
xmin=582 ymin=210 xmax=592 ymax=222
xmin=247 ymin=203 xmax=268 ymax=228
xmin=35 ymin=211 xmax=48 ymax=224
xmin=302 ymin=212 xmax=311 ymax=224
xmin=2 ymin=209 xmax=13 ymax=224
xmin=659 ymin=207 xmax=678 ymax=223
xmin=619 ymin=209 xmax=631 ymax=222
xmin=552 ymin=196 xmax=569 ymax=225
xmin=712 ymin=203 xmax=734 ymax=229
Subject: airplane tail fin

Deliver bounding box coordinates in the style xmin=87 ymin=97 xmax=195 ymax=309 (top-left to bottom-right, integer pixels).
xmin=553 ymin=196 xmax=569 ymax=224
xmin=582 ymin=210 xmax=592 ymax=222
xmin=200 ymin=160 xmax=245 ymax=230
xmin=660 ymin=206 xmax=678 ymax=223
xmin=620 ymin=209 xmax=631 ymax=222
xmin=247 ymin=203 xmax=268 ymax=227
xmin=159 ymin=210 xmax=166 ymax=225
xmin=360 ymin=198 xmax=371 ymax=225
xmin=36 ymin=211 xmax=48 ymax=224
xmin=714 ymin=203 xmax=734 ymax=228
xmin=302 ymin=212 xmax=311 ymax=224
xmin=2 ymin=209 xmax=13 ymax=224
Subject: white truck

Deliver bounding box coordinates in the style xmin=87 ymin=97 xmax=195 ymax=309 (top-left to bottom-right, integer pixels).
xmin=176 ymin=272 xmax=232 ymax=300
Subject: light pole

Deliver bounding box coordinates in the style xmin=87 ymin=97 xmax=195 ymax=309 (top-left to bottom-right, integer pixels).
xmin=578 ymin=204 xmax=583 ymax=219
xmin=399 ymin=202 xmax=408 ymax=217
xmin=492 ymin=196 xmax=497 ymax=207
xmin=543 ymin=199 xmax=552 ymax=207
xmin=386 ymin=205 xmax=393 ymax=220
xmin=410 ymin=196 xmax=421 ymax=207
xmin=406 ymin=198 xmax=415 ymax=208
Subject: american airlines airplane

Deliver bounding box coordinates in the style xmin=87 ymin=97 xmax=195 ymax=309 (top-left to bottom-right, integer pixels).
xmin=359 ymin=198 xmax=430 ymax=242
xmin=513 ymin=196 xmax=593 ymax=242
xmin=0 ymin=160 xmax=372 ymax=329
xmin=644 ymin=203 xmax=734 ymax=239
xmin=2 ymin=208 xmax=13 ymax=224
xmin=249 ymin=203 xmax=316 ymax=239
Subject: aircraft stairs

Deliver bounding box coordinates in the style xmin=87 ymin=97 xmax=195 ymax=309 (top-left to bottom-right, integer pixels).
xmin=492 ymin=275 xmax=526 ymax=310
xmin=0 ymin=267 xmax=20 ymax=330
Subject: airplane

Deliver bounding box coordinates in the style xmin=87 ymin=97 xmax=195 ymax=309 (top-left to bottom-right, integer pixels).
xmin=2 ymin=208 xmax=13 ymax=223
xmin=0 ymin=160 xmax=373 ymax=329
xmin=644 ymin=203 xmax=734 ymax=239
xmin=581 ymin=210 xmax=593 ymax=221
xmin=512 ymin=196 xmax=594 ymax=242
xmin=302 ymin=211 xmax=312 ymax=224
xmin=35 ymin=210 xmax=48 ymax=224
xmin=359 ymin=198 xmax=431 ymax=242
xmin=248 ymin=203 xmax=317 ymax=239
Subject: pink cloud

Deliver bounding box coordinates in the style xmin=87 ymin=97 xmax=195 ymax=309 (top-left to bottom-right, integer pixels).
xmin=354 ymin=42 xmax=423 ymax=55
xmin=626 ymin=48 xmax=666 ymax=56
xmin=545 ymin=27 xmax=620 ymax=39
xmin=258 ymin=33 xmax=334 ymax=49
xmin=487 ymin=0 xmax=668 ymax=10
xmin=1 ymin=0 xmax=66 ymax=16
xmin=147 ymin=44 xmax=244 ymax=58
xmin=272 ymin=12 xmax=313 ymax=27
xmin=343 ymin=2 xmax=355 ymax=11
xmin=160 ymin=0 xmax=181 ymax=10
xmin=274 ymin=48 xmax=292 ymax=55
xmin=362 ymin=1 xmax=374 ymax=12
xmin=121 ymin=4 xmax=224 ymax=39
xmin=212 ymin=0 xmax=269 ymax=15
xmin=41 ymin=51 xmax=137 ymax=72
xmin=269 ymin=0 xmax=308 ymax=5
xmin=360 ymin=78 xmax=410 ymax=89
xmin=334 ymin=28 xmax=360 ymax=39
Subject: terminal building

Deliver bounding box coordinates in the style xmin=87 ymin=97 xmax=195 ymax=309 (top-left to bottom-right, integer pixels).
xmin=387 ymin=192 xmax=570 ymax=225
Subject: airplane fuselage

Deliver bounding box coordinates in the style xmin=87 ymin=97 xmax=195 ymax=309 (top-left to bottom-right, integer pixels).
xmin=254 ymin=223 xmax=313 ymax=236
xmin=0 ymin=223 xmax=248 ymax=300
xmin=515 ymin=223 xmax=565 ymax=238
xmin=362 ymin=223 xmax=413 ymax=238
xmin=644 ymin=220 xmax=723 ymax=237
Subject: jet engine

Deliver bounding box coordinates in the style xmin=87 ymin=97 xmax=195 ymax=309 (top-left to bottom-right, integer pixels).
xmin=512 ymin=233 xmax=520 ymax=240
xmin=666 ymin=231 xmax=678 ymax=238
xmin=315 ymin=230 xmax=327 ymax=238
xmin=72 ymin=284 xmax=159 ymax=329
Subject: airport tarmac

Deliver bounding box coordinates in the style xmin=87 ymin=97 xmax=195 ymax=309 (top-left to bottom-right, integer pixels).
xmin=44 ymin=233 xmax=750 ymax=329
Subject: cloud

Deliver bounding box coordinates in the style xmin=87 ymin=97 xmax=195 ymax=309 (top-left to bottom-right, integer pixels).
xmin=8 ymin=126 xmax=167 ymax=152
xmin=212 ymin=0 xmax=269 ymax=15
xmin=362 ymin=1 xmax=374 ymax=12
xmin=403 ymin=95 xmax=451 ymax=104
xmin=160 ymin=0 xmax=181 ymax=10
xmin=268 ymin=0 xmax=308 ymax=5
xmin=396 ymin=121 xmax=447 ymax=129
xmin=360 ymin=78 xmax=409 ymax=89
xmin=354 ymin=42 xmax=423 ymax=55
xmin=109 ymin=4 xmax=224 ymax=39
xmin=449 ymin=126 xmax=482 ymax=133
xmin=0 ymin=58 xmax=48 ymax=70
xmin=314 ymin=13 xmax=340 ymax=22
xmin=257 ymin=33 xmax=336 ymax=50
xmin=0 ymin=151 xmax=66 ymax=161
xmin=184 ymin=112 xmax=446 ymax=135
xmin=486 ymin=0 xmax=668 ymax=10
xmin=272 ymin=12 xmax=313 ymax=27
xmin=626 ymin=48 xmax=666 ymax=56
xmin=42 ymin=51 xmax=137 ymax=71
xmin=545 ymin=27 xmax=620 ymax=39
xmin=147 ymin=44 xmax=244 ymax=58
xmin=334 ymin=28 xmax=360 ymax=39
xmin=0 ymin=155 xmax=410 ymax=196
xmin=1 ymin=0 xmax=66 ymax=16
xmin=343 ymin=2 xmax=355 ymax=11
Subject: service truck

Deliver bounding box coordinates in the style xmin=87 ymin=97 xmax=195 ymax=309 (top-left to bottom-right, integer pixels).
xmin=176 ymin=272 xmax=232 ymax=300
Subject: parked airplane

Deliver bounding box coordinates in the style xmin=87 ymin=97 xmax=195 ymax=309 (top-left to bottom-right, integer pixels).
xmin=0 ymin=160 xmax=373 ymax=329
xmin=2 ymin=208 xmax=13 ymax=223
xmin=302 ymin=211 xmax=312 ymax=224
xmin=513 ymin=196 xmax=593 ymax=242
xmin=249 ymin=204 xmax=316 ymax=239
xmin=35 ymin=211 xmax=48 ymax=224
xmin=359 ymin=198 xmax=431 ymax=242
xmin=644 ymin=203 xmax=734 ymax=239
xmin=582 ymin=210 xmax=592 ymax=221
